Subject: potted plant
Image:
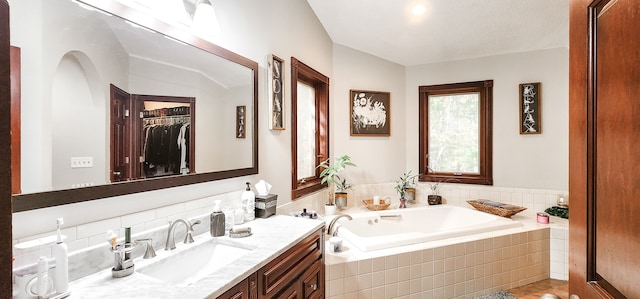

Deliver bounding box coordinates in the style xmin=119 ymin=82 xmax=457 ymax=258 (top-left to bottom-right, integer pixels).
xmin=427 ymin=181 xmax=442 ymax=205
xmin=334 ymin=175 xmax=354 ymax=209
xmin=394 ymin=171 xmax=417 ymax=208
xmin=318 ymin=155 xmax=357 ymax=213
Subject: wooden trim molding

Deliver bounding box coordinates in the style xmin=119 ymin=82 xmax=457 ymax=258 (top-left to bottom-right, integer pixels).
xmin=0 ymin=0 xmax=13 ymax=294
xmin=418 ymin=80 xmax=493 ymax=186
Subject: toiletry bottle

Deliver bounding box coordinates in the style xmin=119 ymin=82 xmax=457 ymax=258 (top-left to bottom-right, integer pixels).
xmin=52 ymin=217 xmax=69 ymax=294
xmin=234 ymin=206 xmax=244 ymax=224
xmin=210 ymin=200 xmax=225 ymax=237
xmin=223 ymin=205 xmax=235 ymax=231
xmin=36 ymin=256 xmax=49 ymax=297
xmin=242 ymin=182 xmax=256 ymax=221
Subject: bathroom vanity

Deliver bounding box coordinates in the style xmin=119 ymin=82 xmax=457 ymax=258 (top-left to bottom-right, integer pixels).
xmin=66 ymin=216 xmax=324 ymax=298
xmin=220 ymin=228 xmax=324 ymax=299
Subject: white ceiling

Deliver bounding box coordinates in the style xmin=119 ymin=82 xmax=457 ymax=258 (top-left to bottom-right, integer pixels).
xmin=306 ymin=0 xmax=569 ymax=66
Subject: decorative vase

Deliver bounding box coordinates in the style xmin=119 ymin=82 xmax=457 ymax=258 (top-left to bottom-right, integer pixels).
xmin=405 ymin=188 xmax=416 ymax=204
xmin=427 ymin=195 xmax=442 ymax=205
xmin=399 ymin=198 xmax=407 ymax=209
xmin=325 ymin=204 xmax=337 ymax=216
xmin=335 ymin=192 xmax=348 ymax=209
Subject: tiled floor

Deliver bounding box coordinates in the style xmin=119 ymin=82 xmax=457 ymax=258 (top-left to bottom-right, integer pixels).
xmin=507 ymin=279 xmax=568 ymax=299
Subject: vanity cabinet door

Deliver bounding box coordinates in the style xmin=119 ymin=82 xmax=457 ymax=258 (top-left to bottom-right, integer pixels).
xmin=301 ymin=260 xmax=322 ymax=299
xmin=219 ymin=274 xmax=257 ymax=299
xmin=258 ymin=228 xmax=324 ymax=298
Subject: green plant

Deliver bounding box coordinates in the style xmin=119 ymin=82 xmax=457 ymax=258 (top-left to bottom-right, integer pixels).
xmin=318 ymin=155 xmax=357 ymax=204
xmin=334 ymin=175 xmax=353 ymax=193
xmin=429 ymin=182 xmax=441 ymax=196
xmin=394 ymin=170 xmax=417 ymax=199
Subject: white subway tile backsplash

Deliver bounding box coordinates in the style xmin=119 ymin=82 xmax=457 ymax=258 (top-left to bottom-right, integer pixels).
xmin=76 ymin=217 xmax=121 ymax=239
xmin=121 ymin=210 xmax=156 ymax=228
xmin=155 ymin=203 xmax=185 ymax=218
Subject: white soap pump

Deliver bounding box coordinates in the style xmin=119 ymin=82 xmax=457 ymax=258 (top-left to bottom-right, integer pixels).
xmin=242 ymin=182 xmax=255 ymax=221
xmin=52 ymin=217 xmax=69 ymax=294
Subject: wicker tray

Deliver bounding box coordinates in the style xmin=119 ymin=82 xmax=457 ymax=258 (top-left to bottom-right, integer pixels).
xmin=362 ymin=199 xmax=391 ymax=211
xmin=467 ymin=200 xmax=526 ymax=218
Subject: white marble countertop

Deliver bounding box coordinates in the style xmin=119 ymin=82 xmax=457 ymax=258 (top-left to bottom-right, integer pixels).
xmin=67 ymin=215 xmax=324 ymax=298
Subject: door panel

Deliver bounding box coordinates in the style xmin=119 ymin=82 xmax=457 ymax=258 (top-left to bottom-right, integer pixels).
xmin=593 ymin=0 xmax=640 ymax=297
xmin=110 ymin=84 xmax=130 ymax=182
xmin=10 ymin=46 xmax=20 ymax=194
xmin=570 ymin=0 xmax=640 ymax=298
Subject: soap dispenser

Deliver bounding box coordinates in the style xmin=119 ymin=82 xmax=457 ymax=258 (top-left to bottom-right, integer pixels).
xmin=210 ymin=200 xmax=225 ymax=237
xmin=242 ymin=182 xmax=256 ymax=221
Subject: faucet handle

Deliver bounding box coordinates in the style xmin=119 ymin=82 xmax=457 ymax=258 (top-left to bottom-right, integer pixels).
xmin=135 ymin=238 xmax=156 ymax=259
xmin=184 ymin=220 xmax=201 ymax=244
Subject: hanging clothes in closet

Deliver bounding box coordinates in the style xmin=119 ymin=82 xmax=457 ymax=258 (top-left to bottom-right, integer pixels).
xmin=142 ymin=107 xmax=191 ymax=178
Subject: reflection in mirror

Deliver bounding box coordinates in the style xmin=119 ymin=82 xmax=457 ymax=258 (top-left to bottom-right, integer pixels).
xmin=10 ymin=0 xmax=258 ymax=211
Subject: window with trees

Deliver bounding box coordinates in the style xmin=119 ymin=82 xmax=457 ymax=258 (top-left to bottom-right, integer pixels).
xmin=418 ymin=80 xmax=493 ymax=185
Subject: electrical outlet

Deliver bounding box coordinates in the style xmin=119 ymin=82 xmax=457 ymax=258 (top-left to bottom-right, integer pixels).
xmin=70 ymin=157 xmax=93 ymax=168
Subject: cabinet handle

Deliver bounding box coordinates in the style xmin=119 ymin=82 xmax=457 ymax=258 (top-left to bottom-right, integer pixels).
xmin=309 ymin=283 xmax=318 ymax=291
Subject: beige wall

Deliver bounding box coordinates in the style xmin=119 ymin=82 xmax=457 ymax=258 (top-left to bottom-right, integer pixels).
xmin=406 ymin=48 xmax=569 ymax=191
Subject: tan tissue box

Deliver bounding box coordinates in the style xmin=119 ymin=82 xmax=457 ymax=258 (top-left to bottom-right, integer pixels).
xmin=255 ymin=194 xmax=277 ymax=218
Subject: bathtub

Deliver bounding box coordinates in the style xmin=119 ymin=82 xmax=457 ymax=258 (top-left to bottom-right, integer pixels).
xmin=335 ymin=205 xmax=522 ymax=251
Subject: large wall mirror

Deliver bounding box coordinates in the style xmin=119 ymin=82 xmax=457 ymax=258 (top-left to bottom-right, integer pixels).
xmin=10 ymin=0 xmax=258 ymax=212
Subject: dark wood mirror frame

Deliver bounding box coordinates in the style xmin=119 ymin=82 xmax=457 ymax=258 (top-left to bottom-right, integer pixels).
xmin=9 ymin=0 xmax=259 ymax=212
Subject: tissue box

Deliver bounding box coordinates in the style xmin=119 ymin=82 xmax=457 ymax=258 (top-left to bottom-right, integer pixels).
xmin=255 ymin=194 xmax=277 ymax=218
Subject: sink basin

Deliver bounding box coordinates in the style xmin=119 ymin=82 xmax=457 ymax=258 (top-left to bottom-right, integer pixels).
xmin=138 ymin=241 xmax=251 ymax=286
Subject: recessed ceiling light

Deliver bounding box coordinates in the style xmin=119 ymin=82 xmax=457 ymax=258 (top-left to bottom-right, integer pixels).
xmin=412 ymin=4 xmax=426 ymax=16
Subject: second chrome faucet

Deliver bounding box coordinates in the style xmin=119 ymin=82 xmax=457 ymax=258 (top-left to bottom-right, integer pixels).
xmin=165 ymin=218 xmax=201 ymax=250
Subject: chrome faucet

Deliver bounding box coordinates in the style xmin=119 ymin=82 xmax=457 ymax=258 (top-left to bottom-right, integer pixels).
xmin=327 ymin=214 xmax=352 ymax=236
xmin=165 ymin=219 xmax=201 ymax=250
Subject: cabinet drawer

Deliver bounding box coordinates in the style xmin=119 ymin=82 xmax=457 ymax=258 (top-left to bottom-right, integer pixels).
xmin=258 ymin=228 xmax=323 ymax=297
xmin=302 ymin=260 xmax=322 ymax=299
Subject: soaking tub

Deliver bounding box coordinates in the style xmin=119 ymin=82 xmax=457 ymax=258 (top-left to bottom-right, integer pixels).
xmin=335 ymin=205 xmax=522 ymax=251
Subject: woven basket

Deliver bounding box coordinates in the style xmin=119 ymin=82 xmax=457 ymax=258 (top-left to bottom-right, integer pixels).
xmin=467 ymin=200 xmax=526 ymax=218
xmin=362 ymin=199 xmax=391 ymax=211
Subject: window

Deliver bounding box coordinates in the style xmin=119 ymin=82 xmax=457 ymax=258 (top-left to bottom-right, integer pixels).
xmin=418 ymin=80 xmax=493 ymax=185
xmin=291 ymin=57 xmax=329 ymax=199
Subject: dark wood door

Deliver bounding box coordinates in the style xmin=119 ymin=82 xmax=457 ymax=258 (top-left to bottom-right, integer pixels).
xmin=110 ymin=84 xmax=131 ymax=182
xmin=569 ymin=0 xmax=640 ymax=298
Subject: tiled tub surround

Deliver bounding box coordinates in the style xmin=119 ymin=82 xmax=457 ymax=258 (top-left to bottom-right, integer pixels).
xmin=62 ymin=216 xmax=322 ymax=298
xmin=290 ymin=183 xmax=570 ymax=278
xmin=324 ymin=216 xmax=554 ymax=299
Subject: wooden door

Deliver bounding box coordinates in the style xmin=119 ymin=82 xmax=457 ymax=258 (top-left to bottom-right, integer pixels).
xmin=569 ymin=0 xmax=640 ymax=298
xmin=10 ymin=46 xmax=20 ymax=194
xmin=110 ymin=84 xmax=131 ymax=182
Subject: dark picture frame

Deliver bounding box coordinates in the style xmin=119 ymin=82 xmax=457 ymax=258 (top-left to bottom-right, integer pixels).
xmin=268 ymin=54 xmax=285 ymax=130
xmin=519 ymin=82 xmax=541 ymax=134
xmin=236 ymin=105 xmax=246 ymax=138
xmin=350 ymin=89 xmax=391 ymax=136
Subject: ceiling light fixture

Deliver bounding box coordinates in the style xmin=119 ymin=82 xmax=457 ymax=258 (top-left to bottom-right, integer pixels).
xmin=190 ymin=0 xmax=221 ymax=38
xmin=411 ymin=4 xmax=426 ymax=16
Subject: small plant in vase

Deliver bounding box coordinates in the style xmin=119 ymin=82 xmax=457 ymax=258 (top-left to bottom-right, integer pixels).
xmin=428 ymin=181 xmax=442 ymax=205
xmin=334 ymin=175 xmax=354 ymax=209
xmin=394 ymin=171 xmax=417 ymax=208
xmin=318 ymin=155 xmax=357 ymax=213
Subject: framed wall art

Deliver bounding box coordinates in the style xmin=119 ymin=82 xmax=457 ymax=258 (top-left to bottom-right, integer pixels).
xmin=519 ymin=82 xmax=541 ymax=134
xmin=268 ymin=54 xmax=285 ymax=130
xmin=350 ymin=89 xmax=391 ymax=136
xmin=236 ymin=105 xmax=246 ymax=138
